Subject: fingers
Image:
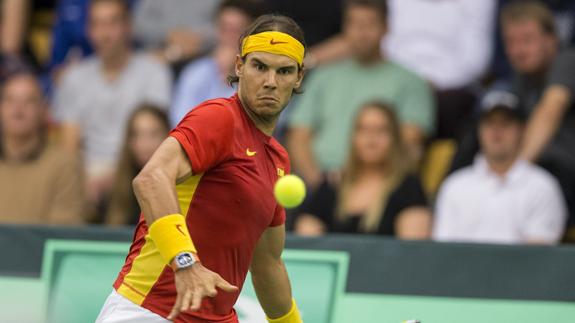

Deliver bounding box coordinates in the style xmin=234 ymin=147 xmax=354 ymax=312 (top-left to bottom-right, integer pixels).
xmin=180 ymin=290 xmax=193 ymax=312
xmin=167 ymin=292 xmax=183 ymax=320
xmin=189 ymin=290 xmax=203 ymax=312
xmin=216 ymin=278 xmax=239 ymax=293
xmin=206 ymin=287 xmax=218 ymax=298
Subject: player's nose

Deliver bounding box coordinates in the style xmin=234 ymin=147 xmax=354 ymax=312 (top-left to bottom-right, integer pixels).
xmin=263 ymin=70 xmax=278 ymax=89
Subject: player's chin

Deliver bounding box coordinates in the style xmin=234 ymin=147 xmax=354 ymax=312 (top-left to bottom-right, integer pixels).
xmin=254 ymin=102 xmax=283 ymax=116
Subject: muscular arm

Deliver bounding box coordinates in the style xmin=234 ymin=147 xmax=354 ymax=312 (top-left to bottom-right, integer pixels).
xmin=287 ymin=127 xmax=322 ymax=187
xmin=520 ymin=85 xmax=571 ymax=162
xmin=132 ymin=136 xmax=192 ymax=223
xmin=136 ymin=137 xmax=237 ymax=320
xmin=250 ymin=225 xmax=294 ymax=319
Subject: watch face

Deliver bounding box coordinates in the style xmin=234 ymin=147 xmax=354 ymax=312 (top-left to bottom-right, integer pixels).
xmin=177 ymin=253 xmax=193 ymax=266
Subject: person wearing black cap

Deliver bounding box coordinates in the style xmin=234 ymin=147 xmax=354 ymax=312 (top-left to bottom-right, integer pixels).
xmin=448 ymin=0 xmax=575 ymax=241
xmin=433 ymin=91 xmax=567 ymax=244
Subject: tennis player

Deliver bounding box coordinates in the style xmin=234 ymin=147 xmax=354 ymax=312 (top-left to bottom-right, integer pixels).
xmin=96 ymin=14 xmax=305 ymax=323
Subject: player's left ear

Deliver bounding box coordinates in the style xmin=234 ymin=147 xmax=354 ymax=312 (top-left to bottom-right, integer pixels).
xmin=294 ymin=67 xmax=305 ymax=89
xmin=235 ymin=55 xmax=244 ymax=77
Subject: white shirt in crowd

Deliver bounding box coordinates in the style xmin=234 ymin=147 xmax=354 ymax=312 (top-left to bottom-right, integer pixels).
xmin=382 ymin=0 xmax=496 ymax=90
xmin=54 ymin=52 xmax=171 ymax=175
xmin=433 ymin=156 xmax=567 ymax=244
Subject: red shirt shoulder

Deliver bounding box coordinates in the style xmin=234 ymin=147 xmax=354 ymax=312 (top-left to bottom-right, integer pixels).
xmin=169 ymin=98 xmax=236 ymax=174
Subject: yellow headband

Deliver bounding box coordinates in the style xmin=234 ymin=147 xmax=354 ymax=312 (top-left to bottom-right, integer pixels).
xmin=241 ymin=31 xmax=305 ymax=66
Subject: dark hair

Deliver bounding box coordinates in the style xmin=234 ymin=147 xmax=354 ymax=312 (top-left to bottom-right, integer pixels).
xmin=106 ymin=105 xmax=170 ymax=225
xmin=227 ymin=14 xmax=306 ymax=93
xmin=215 ymin=0 xmax=266 ymax=21
xmin=501 ymin=0 xmax=556 ymax=36
xmin=89 ymin=0 xmax=130 ymax=19
xmin=344 ymin=0 xmax=388 ymax=20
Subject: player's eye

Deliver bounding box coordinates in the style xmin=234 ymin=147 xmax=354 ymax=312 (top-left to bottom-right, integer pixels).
xmin=254 ymin=63 xmax=266 ymax=71
xmin=278 ymin=68 xmax=293 ymax=75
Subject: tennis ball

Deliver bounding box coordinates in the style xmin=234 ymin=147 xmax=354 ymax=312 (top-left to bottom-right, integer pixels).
xmin=274 ymin=174 xmax=306 ymax=208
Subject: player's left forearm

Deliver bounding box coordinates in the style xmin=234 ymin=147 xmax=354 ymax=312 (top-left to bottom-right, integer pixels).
xmin=251 ymin=258 xmax=293 ymax=319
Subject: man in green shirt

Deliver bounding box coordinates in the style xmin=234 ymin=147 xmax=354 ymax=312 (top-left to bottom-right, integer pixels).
xmin=287 ymin=0 xmax=434 ymax=186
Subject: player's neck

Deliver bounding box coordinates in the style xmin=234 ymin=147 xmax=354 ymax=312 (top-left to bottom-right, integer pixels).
xmin=245 ymin=106 xmax=278 ymax=136
xmin=2 ymin=133 xmax=43 ymax=162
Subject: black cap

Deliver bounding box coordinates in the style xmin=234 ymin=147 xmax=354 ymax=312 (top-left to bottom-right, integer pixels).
xmin=479 ymin=90 xmax=525 ymax=122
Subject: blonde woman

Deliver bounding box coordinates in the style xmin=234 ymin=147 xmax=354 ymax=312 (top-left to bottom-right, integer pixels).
xmin=295 ymin=102 xmax=432 ymax=239
xmin=105 ymin=105 xmax=170 ymax=226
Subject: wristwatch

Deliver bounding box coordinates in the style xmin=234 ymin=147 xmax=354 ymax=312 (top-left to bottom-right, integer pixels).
xmin=171 ymin=251 xmax=199 ymax=271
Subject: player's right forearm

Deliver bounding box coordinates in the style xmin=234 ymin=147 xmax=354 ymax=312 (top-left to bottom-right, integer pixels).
xmin=132 ymin=137 xmax=197 ymax=264
xmin=133 ymin=168 xmax=198 ymax=265
xmin=132 ymin=167 xmax=181 ymax=224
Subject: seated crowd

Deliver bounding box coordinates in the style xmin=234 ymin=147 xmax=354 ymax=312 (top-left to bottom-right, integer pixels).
xmin=0 ymin=0 xmax=574 ymax=245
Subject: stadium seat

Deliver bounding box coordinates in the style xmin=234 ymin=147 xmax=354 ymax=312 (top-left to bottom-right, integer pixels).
xmin=41 ymin=240 xmax=349 ymax=323
xmin=420 ymin=139 xmax=456 ymax=198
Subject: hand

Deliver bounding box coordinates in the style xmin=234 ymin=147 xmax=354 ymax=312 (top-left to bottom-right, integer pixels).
xmin=167 ymin=262 xmax=239 ymax=320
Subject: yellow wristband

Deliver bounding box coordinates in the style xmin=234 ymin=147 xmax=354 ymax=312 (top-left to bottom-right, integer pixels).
xmin=266 ymin=299 xmax=302 ymax=323
xmin=148 ymin=214 xmax=197 ymax=264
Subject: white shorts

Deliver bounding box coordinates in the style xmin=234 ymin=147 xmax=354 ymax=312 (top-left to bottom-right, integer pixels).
xmin=95 ymin=290 xmax=170 ymax=323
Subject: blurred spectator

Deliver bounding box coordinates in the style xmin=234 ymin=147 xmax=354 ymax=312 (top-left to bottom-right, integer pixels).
xmin=288 ymin=0 xmax=434 ymax=187
xmin=106 ymin=105 xmax=169 ymax=226
xmin=0 ymin=73 xmax=85 ymax=225
xmin=132 ymin=0 xmax=222 ymax=66
xmin=0 ymin=0 xmax=36 ymax=81
xmin=507 ymin=0 xmax=575 ymax=234
xmin=383 ymin=0 xmax=496 ymax=139
xmin=265 ymin=0 xmax=349 ymax=68
xmin=170 ymin=0 xmax=261 ymax=126
xmin=451 ymin=0 xmax=575 ymax=236
xmin=492 ymin=0 xmax=575 ymax=80
xmin=0 ymin=54 xmax=35 ymax=85
xmin=434 ymin=94 xmax=566 ymax=244
xmin=53 ymin=0 xmax=171 ymax=209
xmin=295 ymin=102 xmax=431 ymax=238
xmin=265 ymin=0 xmax=342 ymax=48
xmin=49 ymin=0 xmax=137 ymax=73
xmin=550 ymin=0 xmax=575 ymax=46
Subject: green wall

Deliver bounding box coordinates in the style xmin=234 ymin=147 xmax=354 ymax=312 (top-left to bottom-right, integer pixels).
xmin=337 ymin=293 xmax=575 ymax=323
xmin=1 ymin=277 xmax=574 ymax=323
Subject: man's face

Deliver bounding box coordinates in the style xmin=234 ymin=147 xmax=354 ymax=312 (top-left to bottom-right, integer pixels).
xmin=236 ymin=52 xmax=304 ymax=120
xmin=217 ymin=8 xmax=252 ymax=49
xmin=343 ymin=5 xmax=386 ymax=59
xmin=0 ymin=76 xmax=45 ymax=138
xmin=503 ymin=19 xmax=556 ymax=75
xmin=88 ymin=2 xmax=130 ymax=59
xmin=479 ymin=111 xmax=523 ymax=163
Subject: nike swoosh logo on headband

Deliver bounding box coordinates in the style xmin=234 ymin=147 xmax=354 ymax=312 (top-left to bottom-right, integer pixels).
xmin=270 ymin=39 xmax=288 ymax=45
